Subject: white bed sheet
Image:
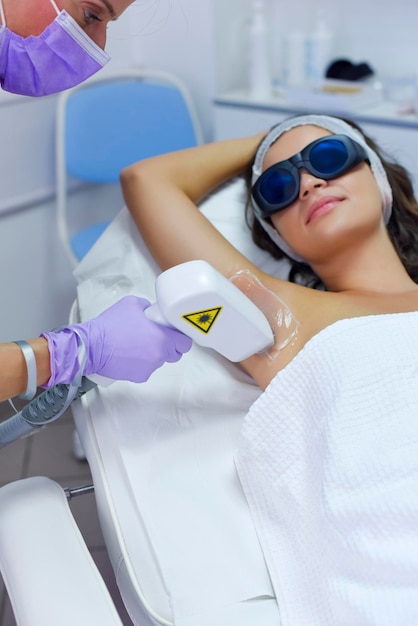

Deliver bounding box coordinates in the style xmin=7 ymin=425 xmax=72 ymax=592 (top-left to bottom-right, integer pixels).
xmin=73 ymin=179 xmax=289 ymax=624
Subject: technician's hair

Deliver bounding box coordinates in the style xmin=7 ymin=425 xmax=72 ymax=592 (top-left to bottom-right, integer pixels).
xmin=244 ymin=116 xmax=418 ymax=288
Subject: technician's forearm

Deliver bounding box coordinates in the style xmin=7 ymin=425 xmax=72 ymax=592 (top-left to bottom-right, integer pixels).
xmin=0 ymin=338 xmax=51 ymax=403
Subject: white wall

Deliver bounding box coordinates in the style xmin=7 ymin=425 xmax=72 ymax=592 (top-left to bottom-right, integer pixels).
xmin=0 ymin=198 xmax=75 ymax=342
xmin=0 ymin=93 xmax=74 ymax=342
xmin=213 ymin=0 xmax=418 ymax=93
xmin=113 ymin=0 xmax=216 ymax=141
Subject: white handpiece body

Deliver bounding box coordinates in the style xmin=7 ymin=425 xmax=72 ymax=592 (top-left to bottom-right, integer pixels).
xmin=88 ymin=260 xmax=275 ymax=386
xmin=144 ymin=260 xmax=274 ymax=362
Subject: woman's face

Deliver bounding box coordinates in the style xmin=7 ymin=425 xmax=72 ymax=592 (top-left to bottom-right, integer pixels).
xmin=2 ymin=0 xmax=134 ymax=49
xmin=263 ymin=125 xmax=384 ymax=264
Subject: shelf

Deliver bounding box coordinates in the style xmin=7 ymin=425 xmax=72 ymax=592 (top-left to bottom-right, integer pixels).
xmin=214 ymin=90 xmax=418 ymax=129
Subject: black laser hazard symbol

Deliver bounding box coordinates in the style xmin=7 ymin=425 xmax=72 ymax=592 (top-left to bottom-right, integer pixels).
xmin=182 ymin=307 xmax=223 ymax=334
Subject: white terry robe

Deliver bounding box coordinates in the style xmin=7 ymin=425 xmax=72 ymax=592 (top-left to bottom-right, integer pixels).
xmin=236 ymin=312 xmax=418 ymax=626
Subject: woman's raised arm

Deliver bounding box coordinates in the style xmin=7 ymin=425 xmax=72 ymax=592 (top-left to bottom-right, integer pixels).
xmin=120 ymin=133 xmax=265 ymax=277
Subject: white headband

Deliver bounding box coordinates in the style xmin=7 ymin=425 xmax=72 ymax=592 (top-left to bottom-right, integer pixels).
xmin=251 ymin=114 xmax=393 ymax=263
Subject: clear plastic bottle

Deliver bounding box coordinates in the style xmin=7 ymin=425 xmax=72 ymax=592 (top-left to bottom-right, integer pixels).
xmin=248 ymin=0 xmax=272 ymax=99
xmin=414 ymin=73 xmax=418 ymax=115
xmin=284 ymin=28 xmax=307 ymax=87
xmin=305 ymin=10 xmax=334 ymax=85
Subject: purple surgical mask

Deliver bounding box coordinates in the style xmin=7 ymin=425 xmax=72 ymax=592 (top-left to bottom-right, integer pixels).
xmin=0 ymin=0 xmax=110 ymax=97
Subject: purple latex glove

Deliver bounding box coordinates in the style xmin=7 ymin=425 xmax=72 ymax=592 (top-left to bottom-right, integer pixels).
xmin=41 ymin=296 xmax=192 ymax=387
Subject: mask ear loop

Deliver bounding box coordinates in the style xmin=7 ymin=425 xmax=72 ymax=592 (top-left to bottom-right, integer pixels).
xmin=49 ymin=0 xmax=60 ymax=16
xmin=0 ymin=0 xmax=6 ymax=27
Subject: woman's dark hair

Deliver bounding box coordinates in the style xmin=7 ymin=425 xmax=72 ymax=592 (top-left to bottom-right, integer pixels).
xmin=244 ymin=116 xmax=418 ymax=288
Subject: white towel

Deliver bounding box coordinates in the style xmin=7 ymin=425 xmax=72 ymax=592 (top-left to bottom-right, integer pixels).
xmin=236 ymin=312 xmax=418 ymax=626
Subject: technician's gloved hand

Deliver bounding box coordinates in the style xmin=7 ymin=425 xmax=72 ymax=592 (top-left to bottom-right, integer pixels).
xmin=41 ymin=296 xmax=192 ymax=387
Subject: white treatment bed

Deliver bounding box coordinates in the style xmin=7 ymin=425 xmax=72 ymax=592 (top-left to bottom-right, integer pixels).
xmin=0 ymin=180 xmax=289 ymax=626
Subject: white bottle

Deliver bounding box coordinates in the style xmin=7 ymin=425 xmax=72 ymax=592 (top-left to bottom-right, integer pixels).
xmin=284 ymin=28 xmax=307 ymax=87
xmin=248 ymin=0 xmax=272 ymax=99
xmin=305 ymin=11 xmax=333 ymax=85
xmin=414 ymin=73 xmax=418 ymax=115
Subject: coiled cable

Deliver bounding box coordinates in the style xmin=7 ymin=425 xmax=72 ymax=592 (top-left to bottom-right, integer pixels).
xmin=0 ymin=377 xmax=96 ymax=449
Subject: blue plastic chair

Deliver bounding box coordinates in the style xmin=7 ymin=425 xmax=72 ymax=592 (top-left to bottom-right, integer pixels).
xmin=55 ymin=68 xmax=203 ymax=266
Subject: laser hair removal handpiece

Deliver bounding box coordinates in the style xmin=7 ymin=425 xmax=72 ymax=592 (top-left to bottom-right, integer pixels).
xmin=0 ymin=261 xmax=274 ymax=448
xmin=144 ymin=260 xmax=275 ymax=362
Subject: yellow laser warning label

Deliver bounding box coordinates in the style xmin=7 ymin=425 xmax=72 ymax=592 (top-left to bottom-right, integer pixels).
xmin=182 ymin=307 xmax=222 ymax=334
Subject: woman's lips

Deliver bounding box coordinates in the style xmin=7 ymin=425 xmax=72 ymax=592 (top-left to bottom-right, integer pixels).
xmin=306 ymin=196 xmax=343 ymax=224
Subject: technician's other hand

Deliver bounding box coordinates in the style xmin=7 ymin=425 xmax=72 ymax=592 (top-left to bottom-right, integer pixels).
xmin=42 ymin=296 xmax=192 ymax=387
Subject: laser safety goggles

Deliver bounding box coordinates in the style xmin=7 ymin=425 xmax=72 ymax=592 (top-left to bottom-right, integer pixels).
xmin=251 ymin=134 xmax=368 ymax=219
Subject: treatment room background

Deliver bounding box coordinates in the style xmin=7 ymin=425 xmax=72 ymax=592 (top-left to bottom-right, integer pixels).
xmin=0 ymin=0 xmax=417 ymax=342
xmin=1 ymin=0 xmax=418 ymax=625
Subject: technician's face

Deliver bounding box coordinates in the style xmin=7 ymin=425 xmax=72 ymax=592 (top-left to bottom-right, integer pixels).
xmin=2 ymin=0 xmax=135 ymax=49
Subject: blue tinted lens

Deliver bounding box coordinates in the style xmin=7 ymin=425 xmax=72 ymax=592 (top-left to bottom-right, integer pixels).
xmin=259 ymin=168 xmax=296 ymax=205
xmin=309 ymin=139 xmax=348 ymax=175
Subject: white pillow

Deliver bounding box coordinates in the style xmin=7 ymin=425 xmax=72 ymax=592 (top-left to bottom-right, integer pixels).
xmin=198 ymin=178 xmax=290 ymax=277
xmin=74 ymin=177 xmax=289 ymax=315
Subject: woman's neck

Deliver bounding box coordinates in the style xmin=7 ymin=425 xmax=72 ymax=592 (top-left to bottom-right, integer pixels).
xmin=314 ymin=235 xmax=417 ymax=295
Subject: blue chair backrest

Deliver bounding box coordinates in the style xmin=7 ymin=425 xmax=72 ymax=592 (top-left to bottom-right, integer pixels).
xmin=65 ymin=79 xmax=199 ymax=183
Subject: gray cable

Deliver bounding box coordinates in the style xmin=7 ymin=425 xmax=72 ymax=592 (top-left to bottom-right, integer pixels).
xmin=0 ymin=377 xmax=97 ymax=449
